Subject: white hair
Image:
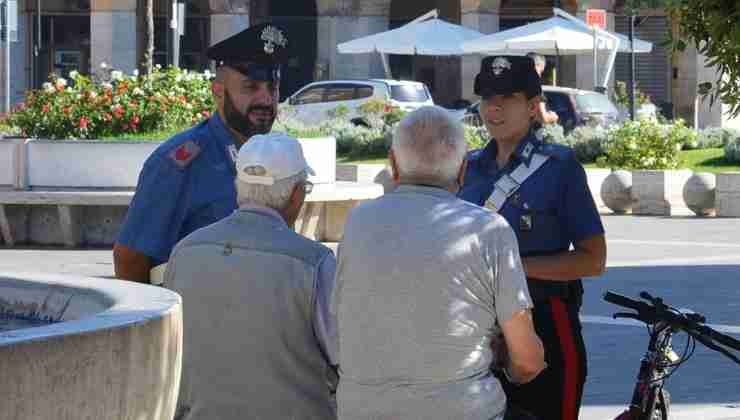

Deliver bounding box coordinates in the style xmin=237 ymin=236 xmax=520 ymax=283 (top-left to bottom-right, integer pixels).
xmin=392 ymin=106 xmax=467 ymax=187
xmin=235 ymin=171 xmax=307 ymax=210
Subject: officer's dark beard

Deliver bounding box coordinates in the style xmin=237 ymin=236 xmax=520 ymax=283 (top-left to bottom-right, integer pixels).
xmin=223 ymin=88 xmax=275 ymax=140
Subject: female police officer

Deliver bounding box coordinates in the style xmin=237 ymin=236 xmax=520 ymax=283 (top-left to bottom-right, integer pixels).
xmin=459 ymin=56 xmax=607 ymax=420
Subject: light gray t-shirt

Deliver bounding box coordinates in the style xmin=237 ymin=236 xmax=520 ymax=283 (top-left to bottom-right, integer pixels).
xmin=334 ymin=185 xmax=532 ymax=420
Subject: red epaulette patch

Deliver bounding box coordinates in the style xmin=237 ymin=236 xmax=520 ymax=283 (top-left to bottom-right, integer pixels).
xmin=168 ymin=140 xmax=201 ymax=168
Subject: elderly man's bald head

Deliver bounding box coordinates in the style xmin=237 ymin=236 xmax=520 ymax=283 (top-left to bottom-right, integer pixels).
xmin=391 ymin=106 xmax=467 ymax=189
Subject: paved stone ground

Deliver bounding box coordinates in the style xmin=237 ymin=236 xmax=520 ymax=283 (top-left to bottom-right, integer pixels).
xmin=1 ymin=214 xmax=739 ymax=419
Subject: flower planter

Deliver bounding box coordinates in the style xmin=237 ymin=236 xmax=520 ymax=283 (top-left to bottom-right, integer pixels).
xmin=716 ymin=172 xmax=740 ymax=217
xmin=21 ymin=136 xmax=337 ymax=190
xmin=298 ymin=137 xmax=336 ymax=184
xmin=0 ymin=138 xmax=25 ymax=190
xmin=26 ymin=140 xmax=159 ymax=190
xmin=632 ymin=169 xmax=693 ymax=216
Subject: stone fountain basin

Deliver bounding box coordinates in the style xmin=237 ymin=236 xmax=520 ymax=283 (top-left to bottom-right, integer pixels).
xmin=0 ymin=272 xmax=182 ymax=420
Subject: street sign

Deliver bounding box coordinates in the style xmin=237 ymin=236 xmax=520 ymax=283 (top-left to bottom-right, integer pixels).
xmin=586 ymin=9 xmax=606 ymax=30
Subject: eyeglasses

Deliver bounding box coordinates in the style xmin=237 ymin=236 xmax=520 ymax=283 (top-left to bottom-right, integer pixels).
xmin=303 ymin=180 xmax=314 ymax=195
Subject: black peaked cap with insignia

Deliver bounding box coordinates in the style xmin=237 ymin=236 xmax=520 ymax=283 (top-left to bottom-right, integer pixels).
xmin=474 ymin=55 xmax=542 ymax=99
xmin=206 ymin=22 xmax=290 ymax=81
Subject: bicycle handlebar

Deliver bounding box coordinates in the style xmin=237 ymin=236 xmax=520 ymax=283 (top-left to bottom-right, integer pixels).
xmin=603 ymin=291 xmax=740 ymax=356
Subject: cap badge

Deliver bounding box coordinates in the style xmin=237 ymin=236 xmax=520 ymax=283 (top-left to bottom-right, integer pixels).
xmin=261 ymin=26 xmax=287 ymax=55
xmin=491 ymin=57 xmax=511 ymax=76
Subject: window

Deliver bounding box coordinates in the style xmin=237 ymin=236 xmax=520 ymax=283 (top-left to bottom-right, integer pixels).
xmin=325 ymin=85 xmax=356 ymax=102
xmin=293 ymin=87 xmax=326 ymax=105
xmin=544 ymin=92 xmax=572 ymax=114
xmin=575 ymin=93 xmax=619 ymax=114
xmin=390 ymin=84 xmax=429 ymax=102
xmin=354 ymin=86 xmax=374 ymax=99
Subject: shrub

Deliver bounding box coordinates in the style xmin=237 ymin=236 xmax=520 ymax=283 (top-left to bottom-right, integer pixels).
xmin=725 ymin=138 xmax=740 ymax=164
xmin=693 ymin=127 xmax=740 ymax=150
xmin=562 ymin=126 xmax=609 ymax=163
xmin=464 ymin=125 xmax=488 ymax=150
xmin=597 ymin=119 xmax=684 ymax=170
xmin=612 ymin=80 xmax=652 ymax=108
xmin=4 ymin=65 xmax=214 ymax=140
xmin=666 ymin=119 xmax=698 ymax=150
xmin=539 ymin=123 xmax=565 ymax=144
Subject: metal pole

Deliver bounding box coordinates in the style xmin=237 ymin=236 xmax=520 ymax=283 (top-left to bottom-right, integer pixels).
xmin=628 ymin=14 xmax=636 ymax=120
xmin=170 ymin=0 xmax=179 ymax=67
xmin=3 ymin=0 xmax=10 ymax=115
xmin=593 ymin=26 xmax=598 ymax=89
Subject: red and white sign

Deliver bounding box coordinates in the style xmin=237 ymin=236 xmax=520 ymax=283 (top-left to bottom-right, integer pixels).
xmin=586 ymin=9 xmax=607 ymax=30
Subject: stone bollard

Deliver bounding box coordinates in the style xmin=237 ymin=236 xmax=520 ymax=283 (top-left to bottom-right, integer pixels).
xmin=600 ymin=170 xmax=633 ymax=214
xmin=716 ymin=172 xmax=740 ymax=217
xmin=683 ymin=172 xmax=716 ymax=216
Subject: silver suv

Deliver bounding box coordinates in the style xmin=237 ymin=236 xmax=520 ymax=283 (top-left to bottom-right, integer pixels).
xmin=284 ymin=79 xmax=434 ymax=126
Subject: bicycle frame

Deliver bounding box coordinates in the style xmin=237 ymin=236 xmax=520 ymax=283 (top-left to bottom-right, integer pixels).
xmin=616 ymin=321 xmax=675 ymax=420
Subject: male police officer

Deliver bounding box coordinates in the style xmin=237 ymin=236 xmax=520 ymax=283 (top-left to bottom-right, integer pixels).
xmin=113 ymin=23 xmax=289 ymax=282
xmin=459 ymin=56 xmax=607 ymax=420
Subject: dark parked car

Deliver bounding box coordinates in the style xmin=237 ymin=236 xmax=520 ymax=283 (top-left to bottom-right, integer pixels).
xmin=461 ymin=86 xmax=624 ymax=134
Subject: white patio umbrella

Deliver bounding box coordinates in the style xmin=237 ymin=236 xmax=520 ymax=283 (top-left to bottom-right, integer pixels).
xmin=337 ymin=16 xmax=485 ymax=56
xmin=460 ymin=16 xmax=652 ymax=56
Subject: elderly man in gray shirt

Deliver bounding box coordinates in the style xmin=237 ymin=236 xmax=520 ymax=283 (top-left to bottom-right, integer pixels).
xmin=165 ymin=133 xmax=338 ymax=420
xmin=334 ymin=106 xmax=545 ymax=420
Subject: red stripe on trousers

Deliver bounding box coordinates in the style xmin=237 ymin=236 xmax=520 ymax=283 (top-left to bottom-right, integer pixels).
xmin=550 ymin=297 xmax=579 ymax=420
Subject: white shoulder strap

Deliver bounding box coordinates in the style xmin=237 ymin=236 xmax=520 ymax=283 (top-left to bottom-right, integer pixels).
xmin=484 ymin=153 xmax=550 ymax=212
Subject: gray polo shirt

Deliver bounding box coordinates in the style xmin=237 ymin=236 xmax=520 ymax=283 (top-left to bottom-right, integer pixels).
xmin=334 ymin=185 xmax=532 ymax=420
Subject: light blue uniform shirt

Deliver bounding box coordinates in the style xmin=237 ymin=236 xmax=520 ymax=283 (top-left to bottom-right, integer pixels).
xmin=118 ymin=113 xmax=238 ymax=265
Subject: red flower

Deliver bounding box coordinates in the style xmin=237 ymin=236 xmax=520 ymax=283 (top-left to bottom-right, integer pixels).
xmin=131 ymin=115 xmax=140 ymax=125
xmin=78 ymin=117 xmax=88 ymax=129
xmin=104 ymin=113 xmax=113 ymax=122
xmin=202 ymin=110 xmax=211 ymax=119
xmin=384 ymin=104 xmax=392 ymax=113
xmin=42 ymin=104 xmax=50 ymax=113
xmin=63 ymin=107 xmax=72 ymax=115
xmin=113 ymin=105 xmax=124 ymax=119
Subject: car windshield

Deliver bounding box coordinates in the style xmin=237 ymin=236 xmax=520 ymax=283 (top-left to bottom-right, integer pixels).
xmin=575 ymin=93 xmax=618 ymax=114
xmin=390 ymin=84 xmax=429 ymax=102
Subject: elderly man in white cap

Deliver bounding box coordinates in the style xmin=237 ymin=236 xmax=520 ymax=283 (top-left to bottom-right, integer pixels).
xmin=334 ymin=106 xmax=545 ymax=420
xmin=164 ymin=132 xmax=338 ymax=420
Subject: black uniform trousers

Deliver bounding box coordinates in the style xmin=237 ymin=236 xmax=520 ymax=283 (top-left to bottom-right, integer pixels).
xmin=499 ymin=295 xmax=587 ymax=420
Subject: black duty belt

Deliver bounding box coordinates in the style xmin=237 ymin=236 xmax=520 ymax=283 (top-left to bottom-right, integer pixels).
xmin=526 ymin=277 xmax=583 ymax=304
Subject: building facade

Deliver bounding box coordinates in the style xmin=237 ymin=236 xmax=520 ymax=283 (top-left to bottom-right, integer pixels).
xmin=0 ymin=0 xmax=733 ymax=128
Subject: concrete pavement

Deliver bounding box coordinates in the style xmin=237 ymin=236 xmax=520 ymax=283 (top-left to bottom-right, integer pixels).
xmin=1 ymin=215 xmax=739 ymax=419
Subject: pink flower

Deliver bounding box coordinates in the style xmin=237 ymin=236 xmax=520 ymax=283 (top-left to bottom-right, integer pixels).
xmin=78 ymin=117 xmax=88 ymax=129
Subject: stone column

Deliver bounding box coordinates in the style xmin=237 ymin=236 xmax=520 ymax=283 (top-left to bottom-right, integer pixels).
xmin=210 ymin=13 xmax=249 ymax=46
xmin=672 ymin=41 xmax=726 ymax=129
xmin=575 ymin=0 xmax=616 ymax=92
xmin=316 ymin=1 xmax=389 ymax=80
xmin=460 ymin=0 xmax=500 ymax=102
xmin=91 ymin=0 xmax=137 ymax=74
xmin=1 ymin=2 xmax=27 ymax=109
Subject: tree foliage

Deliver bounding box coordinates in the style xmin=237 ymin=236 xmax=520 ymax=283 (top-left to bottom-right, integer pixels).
xmin=625 ymin=0 xmax=740 ymax=117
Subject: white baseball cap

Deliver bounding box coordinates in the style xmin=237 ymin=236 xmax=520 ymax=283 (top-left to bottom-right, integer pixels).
xmin=236 ymin=132 xmax=315 ymax=185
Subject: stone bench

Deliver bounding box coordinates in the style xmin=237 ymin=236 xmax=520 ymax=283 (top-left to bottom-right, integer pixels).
xmin=0 ymin=182 xmax=384 ymax=248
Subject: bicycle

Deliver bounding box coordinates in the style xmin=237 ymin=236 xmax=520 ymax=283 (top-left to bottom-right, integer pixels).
xmin=603 ymin=290 xmax=740 ymax=420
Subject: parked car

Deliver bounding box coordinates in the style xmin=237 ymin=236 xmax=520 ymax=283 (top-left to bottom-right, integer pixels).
xmin=461 ymin=86 xmax=624 ymax=133
xmin=283 ymin=79 xmax=434 ymax=126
